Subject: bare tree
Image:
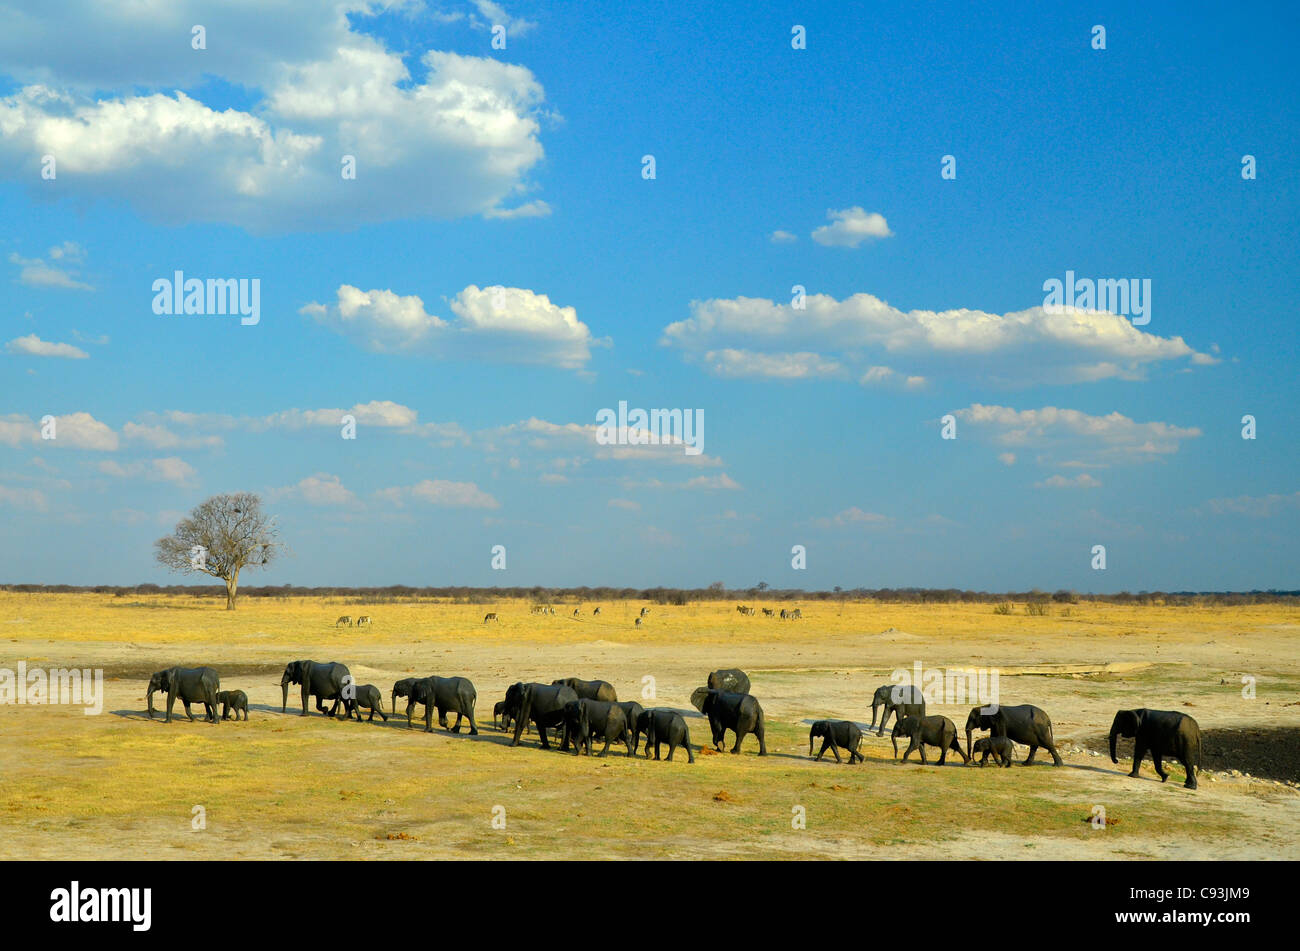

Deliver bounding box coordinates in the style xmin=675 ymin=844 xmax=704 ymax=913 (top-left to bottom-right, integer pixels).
xmin=155 ymin=493 xmax=280 ymax=610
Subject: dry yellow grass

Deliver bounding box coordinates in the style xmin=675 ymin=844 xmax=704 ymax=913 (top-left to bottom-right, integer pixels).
xmin=1 ymin=593 xmax=1298 ymax=859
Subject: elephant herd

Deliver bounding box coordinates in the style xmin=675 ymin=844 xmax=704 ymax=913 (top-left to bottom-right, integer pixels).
xmin=142 ymin=661 xmax=1204 ymax=790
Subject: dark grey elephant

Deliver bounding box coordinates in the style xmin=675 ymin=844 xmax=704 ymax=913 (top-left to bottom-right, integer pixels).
xmin=391 ymin=677 xmax=419 ymax=714
xmin=964 ymin=704 xmax=1062 ymax=766
xmin=405 ymin=676 xmax=478 ymax=734
xmin=147 ymin=666 xmax=220 ymax=723
xmin=707 ymin=668 xmax=750 ymax=694
xmin=869 ymin=683 xmax=925 ymax=736
xmin=563 ymin=699 xmax=633 ymax=757
xmin=972 ymin=735 xmax=1014 ymax=767
xmin=892 ymin=715 xmax=968 ymax=765
xmin=507 ymin=682 xmax=579 ymax=749
xmin=1109 ymin=708 xmax=1201 ymax=789
xmin=280 ymin=660 xmax=351 ymax=718
xmin=809 ymin=719 xmax=864 ymax=763
xmin=344 ymin=684 xmax=388 ymax=723
xmin=552 ymin=677 xmax=617 ymax=702
xmin=612 ymin=700 xmax=645 ymax=752
xmin=636 ymin=708 xmax=694 ymax=762
xmin=216 ymin=689 xmax=248 ymax=721
xmin=692 ymin=687 xmax=767 ymax=755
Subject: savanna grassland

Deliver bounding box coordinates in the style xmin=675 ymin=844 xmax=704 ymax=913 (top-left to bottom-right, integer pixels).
xmin=1 ymin=593 xmax=1297 ymax=860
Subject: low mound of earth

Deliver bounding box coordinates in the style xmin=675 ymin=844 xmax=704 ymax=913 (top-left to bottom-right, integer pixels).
xmin=1083 ymin=725 xmax=1300 ymax=784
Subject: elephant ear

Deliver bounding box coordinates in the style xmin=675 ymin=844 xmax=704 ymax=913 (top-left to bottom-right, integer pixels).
xmin=690 ymin=687 xmax=710 ymax=713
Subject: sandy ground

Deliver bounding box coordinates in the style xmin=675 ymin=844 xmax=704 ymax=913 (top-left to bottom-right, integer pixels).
xmin=1 ymin=595 xmax=1298 ymax=859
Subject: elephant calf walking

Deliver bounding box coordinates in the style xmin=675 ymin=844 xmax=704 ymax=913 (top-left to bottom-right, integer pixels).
xmin=809 ymin=719 xmax=864 ymax=764
xmin=1110 ymin=708 xmax=1201 ymax=789
xmin=345 ymin=684 xmax=388 ymax=723
xmin=217 ymin=689 xmax=248 ymax=721
xmin=892 ymin=715 xmax=968 ymax=765
xmin=972 ymin=736 xmax=1014 ymax=767
xmin=636 ymin=709 xmax=695 ymax=763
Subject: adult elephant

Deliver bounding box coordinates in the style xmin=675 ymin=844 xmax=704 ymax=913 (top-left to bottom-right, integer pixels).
xmin=869 ymin=683 xmax=925 ymax=737
xmin=691 ymin=687 xmax=767 ymax=755
xmin=552 ymin=677 xmax=617 ymax=702
xmin=1109 ymin=708 xmax=1201 ymax=789
xmin=507 ymin=682 xmax=580 ymax=749
xmin=405 ymin=676 xmax=478 ymax=734
xmin=964 ymin=704 xmax=1062 ymax=766
xmin=707 ymin=668 xmax=750 ymax=694
xmin=147 ymin=666 xmax=220 ymax=723
xmin=280 ymin=660 xmax=351 ymax=718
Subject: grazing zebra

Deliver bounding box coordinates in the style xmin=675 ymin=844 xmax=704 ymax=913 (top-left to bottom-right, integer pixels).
xmin=635 ymin=617 xmax=643 ymax=627
xmin=356 ymin=615 xmax=372 ymax=626
xmin=593 ymin=607 xmax=602 ymax=616
xmin=736 ymin=604 xmax=747 ymax=614
xmin=791 ymin=608 xmax=802 ymax=619
xmin=640 ymin=607 xmax=650 ymax=618
xmin=780 ymin=609 xmax=790 ymax=620
xmin=547 ymin=606 xmax=555 ymax=615
xmin=484 ymin=612 xmax=499 ymax=624
xmin=762 ymin=608 xmax=774 ymax=617
xmin=335 ymin=616 xmax=352 ymax=627
xmin=572 ymin=608 xmax=581 ymax=618
xmin=742 ymin=606 xmax=756 ymax=616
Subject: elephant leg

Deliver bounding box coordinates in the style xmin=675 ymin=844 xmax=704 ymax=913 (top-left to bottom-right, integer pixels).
xmin=599 ymin=734 xmax=612 ymax=757
xmin=685 ymin=740 xmax=695 ymax=764
xmin=1153 ymin=749 xmax=1168 ymax=782
xmin=466 ymin=710 xmax=479 ymax=735
xmin=1046 ymin=740 xmax=1063 ymax=766
xmin=183 ymin=700 xmax=195 ymax=722
xmin=877 ymin=709 xmax=889 ymax=737
xmin=1179 ymin=753 xmax=1197 ymax=789
xmin=654 ymin=739 xmax=662 ymax=761
xmin=730 ymin=729 xmax=745 ymax=754
xmin=538 ymin=721 xmax=552 ymax=749
xmin=1024 ymin=744 xmax=1038 ymax=766
xmin=1129 ymin=740 xmax=1148 ymax=777
xmin=918 ymin=742 xmax=928 ymax=765
xmin=756 ymin=725 xmax=767 ymax=756
xmin=451 ymin=710 xmax=465 ymax=733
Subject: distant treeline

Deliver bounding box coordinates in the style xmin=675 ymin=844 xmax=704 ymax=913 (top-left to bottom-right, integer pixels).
xmin=1 ymin=583 xmax=1296 ymax=606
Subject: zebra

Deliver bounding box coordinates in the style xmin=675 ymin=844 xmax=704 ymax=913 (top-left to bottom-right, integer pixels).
xmin=355 ymin=615 xmax=372 ymax=626
xmin=572 ymin=608 xmax=581 ymax=618
xmin=640 ymin=607 xmax=650 ymax=618
xmin=593 ymin=607 xmax=602 ymax=616
xmin=484 ymin=612 xmax=499 ymax=624
xmin=635 ymin=617 xmax=643 ymax=627
xmin=790 ymin=608 xmax=802 ymax=619
xmin=335 ymin=616 xmax=352 ymax=627
xmin=762 ymin=608 xmax=774 ymax=617
xmin=736 ymin=604 xmax=747 ymax=614
xmin=779 ymin=609 xmax=790 ymax=620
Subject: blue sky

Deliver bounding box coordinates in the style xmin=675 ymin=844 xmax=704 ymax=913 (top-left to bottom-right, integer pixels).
xmin=1 ymin=0 xmax=1296 ymax=590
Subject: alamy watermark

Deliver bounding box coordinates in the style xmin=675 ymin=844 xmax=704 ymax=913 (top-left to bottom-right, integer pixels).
xmin=1042 ymin=270 xmax=1150 ymax=326
xmin=1 ymin=662 xmax=104 ymax=714
xmin=152 ymin=271 xmax=260 ymax=325
xmin=890 ymin=661 xmax=1000 ymax=707
xmin=595 ymin=400 xmax=704 ymax=456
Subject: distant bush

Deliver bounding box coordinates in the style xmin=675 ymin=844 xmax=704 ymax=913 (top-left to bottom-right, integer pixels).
xmin=1025 ymin=602 xmax=1050 ymax=616
xmin=993 ymin=602 xmax=1013 ymax=615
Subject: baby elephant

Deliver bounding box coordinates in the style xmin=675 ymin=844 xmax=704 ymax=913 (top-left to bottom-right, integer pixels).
xmin=972 ymin=735 xmax=1015 ymax=767
xmin=217 ymin=689 xmax=248 ymax=721
xmin=345 ymin=684 xmax=388 ymax=723
xmin=891 ymin=715 xmax=969 ymax=765
xmin=636 ymin=708 xmax=695 ymax=763
xmin=808 ymin=720 xmax=864 ymax=763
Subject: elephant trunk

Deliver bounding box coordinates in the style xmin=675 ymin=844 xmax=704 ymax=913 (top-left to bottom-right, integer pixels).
xmin=1109 ymin=725 xmax=1120 ymax=763
xmin=280 ymin=676 xmax=290 ymax=713
xmin=965 ymin=727 xmax=973 ymax=762
xmin=891 ymin=733 xmax=899 ymax=760
xmin=146 ymin=686 xmax=157 ymax=719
